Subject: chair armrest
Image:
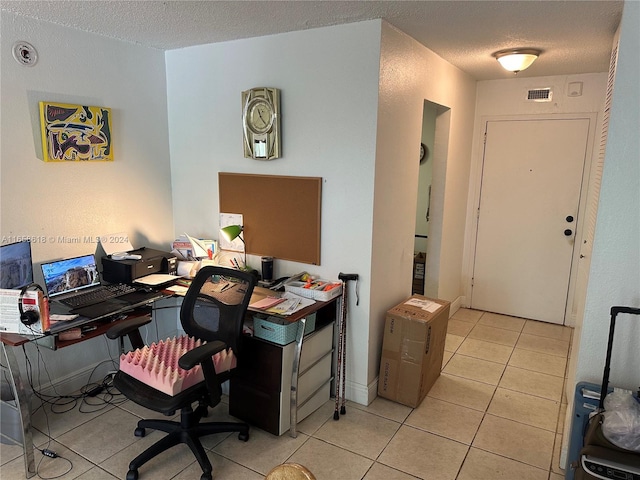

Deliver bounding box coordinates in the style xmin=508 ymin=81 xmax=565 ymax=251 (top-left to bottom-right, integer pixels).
xmin=179 ymin=340 xmax=228 ymax=407
xmin=106 ymin=316 xmax=152 ymax=340
xmin=178 ymin=340 xmax=226 ymax=371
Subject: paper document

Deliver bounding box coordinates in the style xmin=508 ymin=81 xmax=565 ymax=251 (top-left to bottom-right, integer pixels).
xmin=250 ymin=296 xmax=286 ymax=310
xmin=0 ymin=288 xmax=44 ymax=335
xmin=172 ymin=235 xmax=217 ymax=261
xmin=50 ymin=314 xmax=79 ymax=322
xmin=177 ymin=261 xmax=198 ymax=277
xmin=219 ymin=213 xmax=244 ymax=252
xmin=165 ymin=285 xmax=189 ymax=296
xmin=98 ymin=232 xmax=134 ymax=255
xmin=134 ymin=274 xmax=180 ymax=287
xmin=404 ymin=298 xmax=441 ymax=313
xmin=184 ymin=233 xmax=210 ymax=259
xmin=266 ymin=292 xmax=315 ymax=316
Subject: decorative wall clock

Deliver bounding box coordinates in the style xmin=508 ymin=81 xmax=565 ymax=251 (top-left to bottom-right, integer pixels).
xmin=242 ymin=87 xmax=281 ymax=160
xmin=420 ymin=143 xmax=428 ymax=164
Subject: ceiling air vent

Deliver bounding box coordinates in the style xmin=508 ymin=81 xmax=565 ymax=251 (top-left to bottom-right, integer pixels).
xmin=526 ymin=87 xmax=552 ymax=102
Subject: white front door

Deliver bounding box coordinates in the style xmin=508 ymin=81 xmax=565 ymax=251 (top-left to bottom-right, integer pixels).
xmin=471 ymin=118 xmax=590 ymax=324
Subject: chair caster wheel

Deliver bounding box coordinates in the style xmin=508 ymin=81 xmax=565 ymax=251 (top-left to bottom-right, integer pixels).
xmin=126 ymin=469 xmax=139 ymax=480
xmin=238 ymin=432 xmax=249 ymax=442
xmin=134 ymin=427 xmax=146 ymax=437
xmin=200 ymin=473 xmax=212 ymax=480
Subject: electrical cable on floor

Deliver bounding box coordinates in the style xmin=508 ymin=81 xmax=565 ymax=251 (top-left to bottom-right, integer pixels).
xmin=35 ymin=449 xmax=73 ymax=480
xmin=14 ymin=310 xmax=169 ymax=475
xmin=19 ymin=332 xmax=127 ymax=479
xmin=11 ymin=307 xmax=180 ymax=478
xmin=18 ymin=331 xmax=74 ymax=479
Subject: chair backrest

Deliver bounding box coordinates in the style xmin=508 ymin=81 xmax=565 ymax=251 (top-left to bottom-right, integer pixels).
xmin=180 ymin=266 xmax=256 ymax=355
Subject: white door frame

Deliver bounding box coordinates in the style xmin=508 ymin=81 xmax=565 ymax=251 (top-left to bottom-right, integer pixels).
xmin=462 ymin=113 xmax=598 ymax=326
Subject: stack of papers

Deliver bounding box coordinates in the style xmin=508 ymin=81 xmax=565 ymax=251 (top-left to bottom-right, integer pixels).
xmin=265 ymin=293 xmax=315 ymax=316
xmin=250 ymin=296 xmax=286 ymax=310
xmin=172 ymin=233 xmax=217 ymax=261
xmin=134 ymin=274 xmax=181 ymax=287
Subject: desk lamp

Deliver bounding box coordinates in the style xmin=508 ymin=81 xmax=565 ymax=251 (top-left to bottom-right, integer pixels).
xmin=220 ymin=224 xmax=246 ymax=268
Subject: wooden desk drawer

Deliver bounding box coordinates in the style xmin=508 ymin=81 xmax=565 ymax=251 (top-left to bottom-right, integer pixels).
xmin=236 ymin=335 xmax=283 ymax=391
xmin=229 ymin=379 xmax=280 ymax=435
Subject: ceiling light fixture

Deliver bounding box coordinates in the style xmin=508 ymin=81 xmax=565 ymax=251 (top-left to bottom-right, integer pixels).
xmin=492 ymin=48 xmax=541 ymax=74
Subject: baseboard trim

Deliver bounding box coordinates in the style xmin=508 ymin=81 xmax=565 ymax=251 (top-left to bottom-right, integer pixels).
xmin=450 ymin=295 xmax=464 ymax=316
xmin=35 ymin=361 xmax=116 ymax=400
xmin=345 ymin=378 xmax=378 ymax=406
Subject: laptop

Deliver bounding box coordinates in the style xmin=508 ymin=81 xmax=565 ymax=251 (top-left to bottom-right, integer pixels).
xmin=41 ymin=254 xmax=135 ymax=308
xmin=42 ymin=254 xmax=165 ymax=324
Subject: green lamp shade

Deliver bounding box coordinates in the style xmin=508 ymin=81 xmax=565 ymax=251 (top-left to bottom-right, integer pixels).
xmin=221 ymin=225 xmax=243 ymax=242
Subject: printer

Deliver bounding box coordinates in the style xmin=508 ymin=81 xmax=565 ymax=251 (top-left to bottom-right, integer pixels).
xmin=102 ymin=247 xmax=177 ymax=284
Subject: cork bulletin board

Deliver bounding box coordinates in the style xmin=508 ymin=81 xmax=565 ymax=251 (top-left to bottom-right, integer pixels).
xmin=218 ymin=173 xmax=322 ymax=265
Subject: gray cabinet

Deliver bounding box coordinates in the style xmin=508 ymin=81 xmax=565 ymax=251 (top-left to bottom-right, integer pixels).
xmin=230 ymin=299 xmax=337 ymax=436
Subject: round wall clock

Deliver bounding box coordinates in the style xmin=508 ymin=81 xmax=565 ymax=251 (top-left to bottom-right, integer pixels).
xmin=419 ymin=143 xmax=428 ymax=163
xmin=242 ymin=87 xmax=281 ymax=160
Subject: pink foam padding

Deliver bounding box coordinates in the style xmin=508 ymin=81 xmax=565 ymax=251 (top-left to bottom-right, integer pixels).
xmin=119 ymin=335 xmax=236 ymax=396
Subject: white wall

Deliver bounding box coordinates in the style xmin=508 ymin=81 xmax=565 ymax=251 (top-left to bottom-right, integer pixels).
xmin=167 ymin=20 xmax=478 ymax=404
xmin=0 ymin=13 xmax=476 ymax=406
xmin=1 ymin=13 xmax=173 ymax=387
xmin=166 ymin=21 xmax=383 ymax=404
xmin=575 ymin=0 xmax=640 ymax=391
xmin=370 ymin=23 xmax=476 ymax=392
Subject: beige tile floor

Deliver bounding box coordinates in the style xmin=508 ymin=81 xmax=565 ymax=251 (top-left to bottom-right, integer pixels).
xmin=1 ymin=308 xmax=572 ymax=480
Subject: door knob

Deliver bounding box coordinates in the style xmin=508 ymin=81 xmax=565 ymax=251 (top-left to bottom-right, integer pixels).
xmin=564 ymin=229 xmax=573 ymax=236
xmin=566 ymin=215 xmax=574 ymax=223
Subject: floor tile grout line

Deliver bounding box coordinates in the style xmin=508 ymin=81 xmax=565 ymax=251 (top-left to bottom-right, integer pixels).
xmin=467 ymin=443 xmax=557 ymax=475
xmin=456 ymin=310 xmax=563 ymax=478
xmin=456 ymin=311 xmax=496 ymax=479
xmin=457 ymin=321 xmax=570 ymax=358
xmin=445 ymin=350 xmax=513 ymax=367
xmin=11 ymin=308 xmax=575 ymax=480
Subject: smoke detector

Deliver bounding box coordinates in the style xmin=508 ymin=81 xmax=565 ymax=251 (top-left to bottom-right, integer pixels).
xmin=12 ymin=41 xmax=38 ymax=67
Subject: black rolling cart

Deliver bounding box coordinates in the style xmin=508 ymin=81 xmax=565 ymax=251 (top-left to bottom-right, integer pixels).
xmin=570 ymin=306 xmax=640 ymax=480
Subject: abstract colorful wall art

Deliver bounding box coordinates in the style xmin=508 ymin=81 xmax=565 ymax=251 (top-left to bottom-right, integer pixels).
xmin=39 ymin=102 xmax=113 ymax=162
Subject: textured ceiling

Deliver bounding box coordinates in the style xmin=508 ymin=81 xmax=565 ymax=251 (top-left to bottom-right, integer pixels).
xmin=1 ymin=0 xmax=624 ymax=80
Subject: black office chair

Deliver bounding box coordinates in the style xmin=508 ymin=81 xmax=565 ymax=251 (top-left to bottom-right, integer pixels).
xmin=107 ymin=266 xmax=256 ymax=480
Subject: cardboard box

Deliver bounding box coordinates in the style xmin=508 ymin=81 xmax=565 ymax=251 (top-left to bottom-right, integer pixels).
xmin=378 ymin=295 xmax=450 ymax=407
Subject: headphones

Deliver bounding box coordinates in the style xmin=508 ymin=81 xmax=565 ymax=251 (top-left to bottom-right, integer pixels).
xmin=19 ymin=283 xmax=45 ymax=326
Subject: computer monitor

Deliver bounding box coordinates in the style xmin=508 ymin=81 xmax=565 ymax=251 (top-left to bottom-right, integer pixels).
xmin=0 ymin=240 xmax=34 ymax=289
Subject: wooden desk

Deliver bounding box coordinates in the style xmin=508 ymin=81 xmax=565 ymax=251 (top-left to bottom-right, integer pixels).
xmin=0 ymin=308 xmax=152 ymax=479
xmin=231 ymin=289 xmax=340 ymax=437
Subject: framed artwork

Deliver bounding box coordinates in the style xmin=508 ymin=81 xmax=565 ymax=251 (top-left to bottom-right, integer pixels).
xmin=39 ymin=102 xmax=113 ymax=162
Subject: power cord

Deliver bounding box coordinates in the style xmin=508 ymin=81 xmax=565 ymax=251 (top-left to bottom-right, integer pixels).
xmin=16 ymin=312 xmax=168 ymax=477
xmin=18 ymin=332 xmax=75 ymax=479
xmin=41 ymin=448 xmax=57 ymax=458
xmin=19 ymin=335 xmax=126 ymax=479
xmin=36 ymin=448 xmax=73 ymax=479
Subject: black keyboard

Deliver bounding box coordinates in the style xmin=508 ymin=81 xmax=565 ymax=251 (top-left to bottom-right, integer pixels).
xmin=61 ymin=284 xmax=137 ymax=308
